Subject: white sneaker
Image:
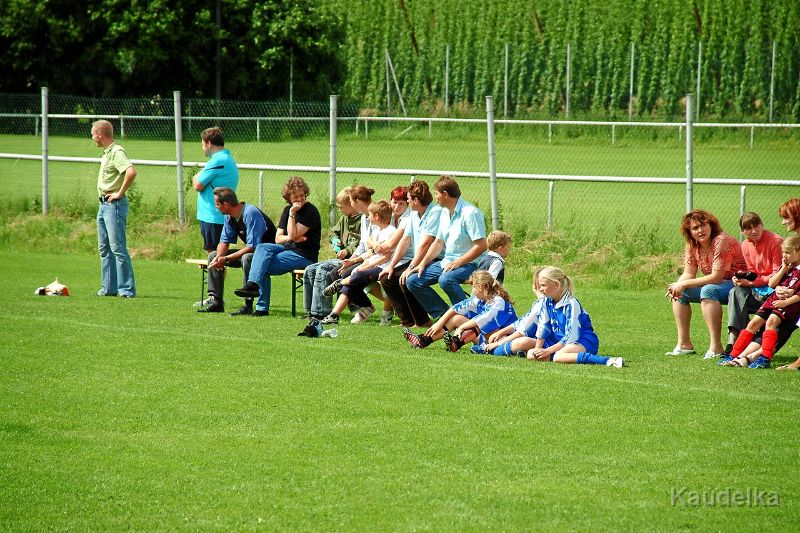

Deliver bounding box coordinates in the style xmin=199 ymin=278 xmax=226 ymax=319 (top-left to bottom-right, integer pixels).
xmin=351 ymin=305 xmax=376 ymax=324
xmin=606 ymin=357 xmax=624 ymax=368
xmin=378 ymin=310 xmax=393 ymax=326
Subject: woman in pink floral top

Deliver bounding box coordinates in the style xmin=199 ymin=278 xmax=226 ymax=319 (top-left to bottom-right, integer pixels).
xmin=666 ymin=209 xmax=747 ymax=359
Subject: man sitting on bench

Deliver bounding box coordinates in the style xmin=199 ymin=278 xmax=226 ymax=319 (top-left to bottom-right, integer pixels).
xmin=197 ymin=187 xmax=276 ymax=315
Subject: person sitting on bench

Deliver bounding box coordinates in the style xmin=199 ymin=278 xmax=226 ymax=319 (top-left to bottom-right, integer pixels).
xmin=197 ymin=187 xmax=276 ymax=315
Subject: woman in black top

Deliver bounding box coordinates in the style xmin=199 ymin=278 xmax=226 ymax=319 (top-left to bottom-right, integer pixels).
xmin=234 ymin=176 xmax=321 ymax=315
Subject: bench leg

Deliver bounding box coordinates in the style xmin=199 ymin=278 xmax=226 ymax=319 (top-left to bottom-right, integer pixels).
xmin=201 ymin=267 xmax=207 ymax=302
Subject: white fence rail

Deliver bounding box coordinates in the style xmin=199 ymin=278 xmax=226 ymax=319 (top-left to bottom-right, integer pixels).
xmin=2 ymin=89 xmax=799 ymax=228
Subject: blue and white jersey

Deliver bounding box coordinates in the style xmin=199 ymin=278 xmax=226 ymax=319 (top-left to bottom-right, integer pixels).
xmin=452 ymin=294 xmax=517 ymax=333
xmin=536 ymin=292 xmax=598 ymax=351
xmin=513 ymin=296 xmax=548 ymax=337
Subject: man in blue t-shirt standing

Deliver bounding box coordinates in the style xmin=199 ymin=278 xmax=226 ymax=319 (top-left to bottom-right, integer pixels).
xmin=193 ymin=127 xmax=239 ymax=253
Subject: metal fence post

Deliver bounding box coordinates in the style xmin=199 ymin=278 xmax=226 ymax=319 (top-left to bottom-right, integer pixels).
xmin=685 ymin=94 xmax=694 ymax=213
xmin=329 ymin=95 xmax=338 ymax=226
xmin=486 ymin=96 xmax=498 ymax=231
xmin=174 ymin=91 xmax=185 ymax=225
xmin=41 ymin=86 xmax=48 ymax=215
xmin=739 ymin=186 xmax=747 ymax=220
xmin=504 ymin=44 xmax=509 ymax=119
xmin=547 ymin=181 xmax=554 ymax=231
xmin=696 ymin=42 xmax=702 ymax=121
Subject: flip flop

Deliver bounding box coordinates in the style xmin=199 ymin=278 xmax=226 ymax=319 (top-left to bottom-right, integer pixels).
xmin=665 ymin=346 xmax=696 ymax=356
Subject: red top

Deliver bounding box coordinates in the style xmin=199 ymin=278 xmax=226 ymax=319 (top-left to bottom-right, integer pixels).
xmin=684 ymin=233 xmax=747 ymax=279
xmin=741 ymin=229 xmax=784 ymax=287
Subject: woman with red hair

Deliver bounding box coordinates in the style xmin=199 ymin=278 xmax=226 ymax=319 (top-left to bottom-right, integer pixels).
xmin=666 ymin=209 xmax=747 ymax=359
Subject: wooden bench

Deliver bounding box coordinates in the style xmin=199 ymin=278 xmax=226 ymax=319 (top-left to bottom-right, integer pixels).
xmin=291 ymin=269 xmax=305 ymax=317
xmin=187 ymin=261 xmax=304 ymax=315
xmin=186 ymin=259 xmax=209 ymax=302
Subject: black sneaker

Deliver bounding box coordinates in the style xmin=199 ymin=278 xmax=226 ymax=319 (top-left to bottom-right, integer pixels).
xmin=197 ymin=301 xmax=224 ymax=313
xmin=229 ymin=305 xmax=253 ymax=316
xmin=443 ymin=331 xmax=464 ymax=353
xmin=252 ymin=310 xmax=270 ymax=317
xmin=320 ymin=313 xmax=339 ymax=324
xmin=322 ymin=279 xmax=343 ymax=297
xmin=403 ymin=327 xmax=424 ymax=349
xmin=234 ymin=281 xmax=260 ymax=298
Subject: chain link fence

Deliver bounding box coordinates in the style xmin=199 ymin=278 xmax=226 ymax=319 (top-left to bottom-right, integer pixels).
xmin=1 ymin=90 xmax=798 ymax=251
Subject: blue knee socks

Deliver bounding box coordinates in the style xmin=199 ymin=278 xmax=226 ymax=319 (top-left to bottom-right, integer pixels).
xmin=491 ymin=341 xmax=525 ymax=357
xmin=576 ymin=352 xmax=609 ymax=365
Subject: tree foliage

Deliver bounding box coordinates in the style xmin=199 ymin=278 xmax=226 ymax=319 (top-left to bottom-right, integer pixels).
xmin=0 ymin=0 xmax=345 ymax=100
xmin=2 ymin=0 xmax=798 ymax=120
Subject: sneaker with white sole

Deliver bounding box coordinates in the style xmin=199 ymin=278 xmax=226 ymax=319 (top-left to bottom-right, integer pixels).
xmin=320 ymin=313 xmax=339 ymax=325
xmin=606 ymin=356 xmax=624 ymax=368
xmin=322 ymin=279 xmax=343 ymax=297
xmin=351 ymin=305 xmax=376 ymax=324
xmin=378 ymin=310 xmax=393 ymax=326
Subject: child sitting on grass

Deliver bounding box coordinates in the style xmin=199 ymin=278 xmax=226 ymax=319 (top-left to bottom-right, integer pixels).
xmin=320 ymin=200 xmax=396 ymax=324
xmin=525 ymin=266 xmax=623 ymax=367
xmin=723 ymin=236 xmax=800 ymax=369
xmin=403 ymin=270 xmax=517 ymax=352
xmin=481 ymin=267 xmax=552 ymax=356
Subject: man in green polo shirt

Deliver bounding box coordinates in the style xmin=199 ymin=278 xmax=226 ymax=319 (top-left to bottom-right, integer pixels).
xmin=91 ymin=119 xmax=137 ymax=297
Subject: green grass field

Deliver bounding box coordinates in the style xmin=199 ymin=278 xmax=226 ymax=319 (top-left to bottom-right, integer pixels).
xmin=1 ymin=251 xmax=798 ymax=530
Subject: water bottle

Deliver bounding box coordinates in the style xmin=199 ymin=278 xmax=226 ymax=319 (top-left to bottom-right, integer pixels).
xmin=320 ymin=329 xmax=338 ymax=338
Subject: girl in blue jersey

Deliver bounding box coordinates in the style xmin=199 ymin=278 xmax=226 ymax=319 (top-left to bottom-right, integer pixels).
xmin=403 ymin=270 xmax=517 ymax=352
xmin=526 ymin=266 xmax=623 ymax=367
xmin=481 ymin=268 xmax=554 ymax=356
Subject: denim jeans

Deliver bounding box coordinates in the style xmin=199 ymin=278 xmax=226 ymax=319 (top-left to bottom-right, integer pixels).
xmin=97 ymin=196 xmax=135 ymax=296
xmin=207 ymin=250 xmax=253 ymax=305
xmin=678 ymin=280 xmax=735 ymax=305
xmin=303 ymin=258 xmax=343 ymax=317
xmin=248 ymin=243 xmax=312 ymax=312
xmin=405 ymin=260 xmax=477 ymax=319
